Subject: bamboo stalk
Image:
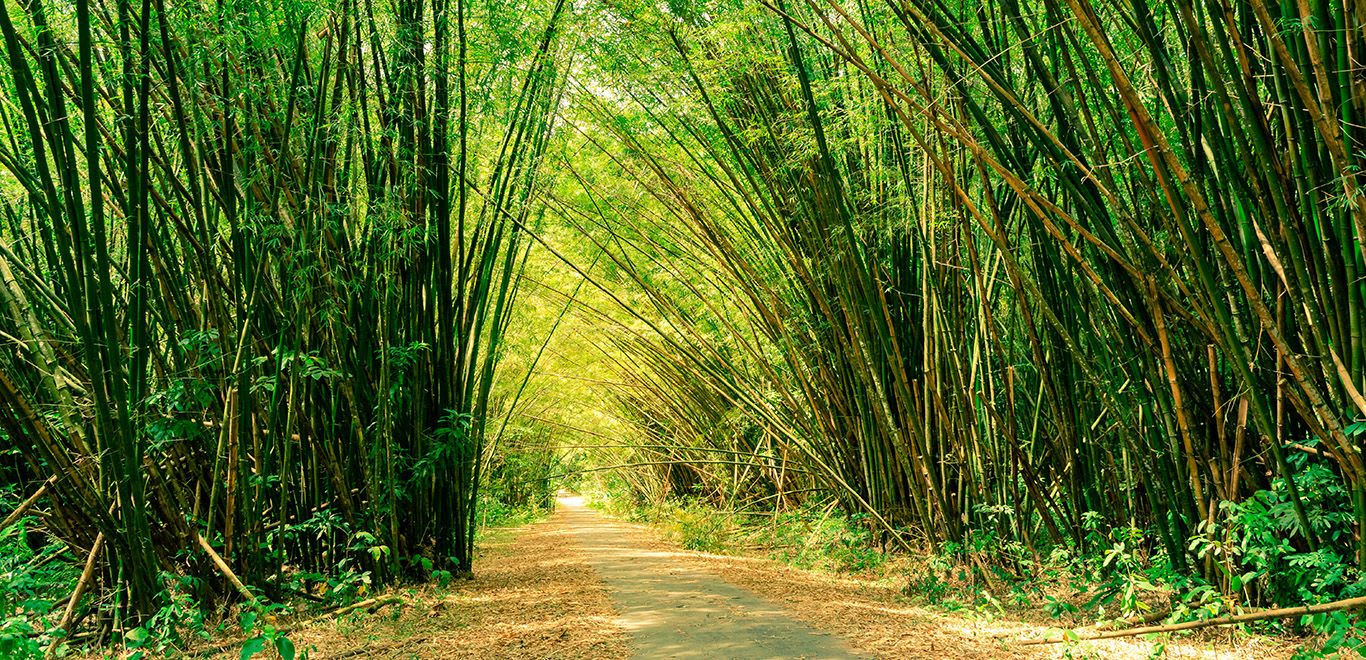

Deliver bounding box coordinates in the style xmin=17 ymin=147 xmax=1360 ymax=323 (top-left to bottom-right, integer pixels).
xmin=44 ymin=533 xmax=103 ymax=659
xmin=1021 ymin=595 xmax=1366 ymax=645
xmin=0 ymin=476 xmax=54 ymax=534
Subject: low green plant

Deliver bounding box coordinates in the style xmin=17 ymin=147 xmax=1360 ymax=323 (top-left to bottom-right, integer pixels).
xmin=765 ymin=504 xmax=888 ymax=574
xmin=239 ymin=608 xmax=306 ymax=660
xmin=1291 ymin=610 xmax=1366 ymax=658
xmin=0 ymin=494 xmax=77 ymax=658
xmin=663 ymin=500 xmax=737 ymax=553
xmin=1043 ymin=594 xmax=1079 ymax=619
xmin=0 ymin=616 xmax=42 ymax=659
xmin=477 ymin=492 xmax=550 ymax=531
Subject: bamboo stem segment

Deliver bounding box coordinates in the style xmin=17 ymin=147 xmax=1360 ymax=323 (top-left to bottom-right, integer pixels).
xmin=1021 ymin=595 xmax=1366 ymax=645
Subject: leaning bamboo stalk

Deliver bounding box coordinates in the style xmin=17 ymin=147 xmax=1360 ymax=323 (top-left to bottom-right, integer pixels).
xmin=1021 ymin=594 xmax=1366 ymax=645
xmin=197 ymin=533 xmax=259 ymax=606
xmin=44 ymin=532 xmax=103 ymax=658
xmin=0 ymin=475 xmax=55 ymax=534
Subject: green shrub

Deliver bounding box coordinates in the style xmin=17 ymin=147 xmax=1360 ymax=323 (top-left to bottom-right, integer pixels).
xmin=764 ymin=504 xmax=888 ymax=574
xmin=665 ymin=501 xmax=737 ymax=553
xmin=0 ymin=494 xmax=77 ymax=658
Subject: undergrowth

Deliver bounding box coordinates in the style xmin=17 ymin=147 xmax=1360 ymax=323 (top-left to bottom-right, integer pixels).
xmin=0 ymin=472 xmax=552 ymax=658
xmin=906 ymin=448 xmax=1366 ymax=658
xmin=1 ymin=488 xmax=78 ymax=658
xmin=587 ymin=481 xmax=889 ymax=576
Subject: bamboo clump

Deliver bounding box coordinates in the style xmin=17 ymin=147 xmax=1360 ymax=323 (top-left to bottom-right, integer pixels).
xmin=0 ymin=0 xmax=567 ymax=636
xmin=551 ymin=0 xmax=1366 ymax=600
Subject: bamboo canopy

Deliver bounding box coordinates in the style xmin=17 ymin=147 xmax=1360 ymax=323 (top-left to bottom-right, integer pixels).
xmin=1 ymin=0 xmax=1364 ymax=648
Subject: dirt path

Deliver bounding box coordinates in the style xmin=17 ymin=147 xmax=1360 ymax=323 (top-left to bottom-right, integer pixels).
xmin=226 ymin=498 xmax=1300 ymax=659
xmin=558 ymin=495 xmax=861 ymax=659
xmin=257 ymin=504 xmax=631 ymax=659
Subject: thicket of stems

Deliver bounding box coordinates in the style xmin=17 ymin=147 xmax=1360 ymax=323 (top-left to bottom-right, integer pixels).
xmin=0 ymin=0 xmax=565 ymax=634
xmin=555 ymin=0 xmax=1366 ymax=602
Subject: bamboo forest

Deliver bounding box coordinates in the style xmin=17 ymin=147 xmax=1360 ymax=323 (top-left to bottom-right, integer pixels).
xmin=0 ymin=0 xmax=1364 ymax=656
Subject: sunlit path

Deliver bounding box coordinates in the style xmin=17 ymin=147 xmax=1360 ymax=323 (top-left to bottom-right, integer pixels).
xmin=557 ymin=496 xmax=861 ymax=659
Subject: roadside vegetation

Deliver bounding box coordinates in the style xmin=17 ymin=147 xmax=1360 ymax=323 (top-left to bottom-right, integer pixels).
xmin=587 ymin=472 xmax=1356 ymax=657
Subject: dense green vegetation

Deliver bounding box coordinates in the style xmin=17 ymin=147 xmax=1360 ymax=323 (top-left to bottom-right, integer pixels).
xmin=0 ymin=0 xmax=569 ymax=653
xmin=1 ymin=0 xmax=1364 ymax=654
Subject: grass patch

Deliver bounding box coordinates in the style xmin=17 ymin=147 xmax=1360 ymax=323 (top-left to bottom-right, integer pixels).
xmin=475 ymin=494 xmax=553 ymax=538
xmin=588 ymin=492 xmax=890 ymax=576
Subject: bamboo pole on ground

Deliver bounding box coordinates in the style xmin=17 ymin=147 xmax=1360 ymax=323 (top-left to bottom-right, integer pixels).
xmin=1021 ymin=595 xmax=1366 ymax=645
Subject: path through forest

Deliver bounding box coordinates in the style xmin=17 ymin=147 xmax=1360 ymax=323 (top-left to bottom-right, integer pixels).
xmin=261 ymin=499 xmax=1298 ymax=659
xmin=558 ymin=495 xmax=861 ymax=658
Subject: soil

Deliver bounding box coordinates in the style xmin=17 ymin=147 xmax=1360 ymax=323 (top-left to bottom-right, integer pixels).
xmin=226 ymin=504 xmax=631 ymax=659
xmin=559 ymin=495 xmax=861 ymax=658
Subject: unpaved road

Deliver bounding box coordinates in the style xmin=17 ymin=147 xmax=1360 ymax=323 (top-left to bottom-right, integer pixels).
xmin=558 ymin=495 xmax=860 ymax=659
xmin=225 ymin=498 xmax=1300 ymax=659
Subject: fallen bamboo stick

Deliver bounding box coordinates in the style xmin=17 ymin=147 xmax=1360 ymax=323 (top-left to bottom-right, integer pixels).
xmin=1022 ymin=594 xmax=1366 ymax=645
xmin=197 ymin=533 xmax=260 ymax=606
xmin=298 ymin=595 xmax=405 ymax=626
xmin=1091 ymin=608 xmax=1171 ymax=631
xmin=0 ymin=476 xmax=56 ymax=534
xmin=44 ymin=533 xmax=103 ymax=658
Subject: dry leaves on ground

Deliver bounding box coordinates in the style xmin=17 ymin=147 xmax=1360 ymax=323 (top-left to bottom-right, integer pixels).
xmin=606 ymin=515 xmax=1302 ymax=659
xmin=207 ymin=508 xmax=1305 ymax=660
xmin=217 ymin=516 xmax=630 ymax=660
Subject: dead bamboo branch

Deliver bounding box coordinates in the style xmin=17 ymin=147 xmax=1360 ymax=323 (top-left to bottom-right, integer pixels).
xmin=197 ymin=533 xmax=260 ymax=606
xmin=1021 ymin=595 xmax=1366 ymax=645
xmin=44 ymin=533 xmax=103 ymax=658
xmin=0 ymin=476 xmax=55 ymax=534
xmin=297 ymin=595 xmax=405 ymax=625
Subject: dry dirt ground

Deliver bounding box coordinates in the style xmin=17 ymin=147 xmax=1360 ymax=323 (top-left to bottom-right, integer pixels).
xmin=558 ymin=495 xmax=859 ymax=658
xmin=217 ymin=497 xmax=1304 ymax=659
xmin=210 ymin=505 xmax=630 ymax=660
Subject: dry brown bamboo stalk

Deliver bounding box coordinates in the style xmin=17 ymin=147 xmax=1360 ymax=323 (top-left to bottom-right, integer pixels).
xmin=1021 ymin=595 xmax=1366 ymax=645
xmin=1091 ymin=608 xmax=1173 ymax=632
xmin=0 ymin=475 xmax=55 ymax=534
xmin=44 ymin=532 xmax=103 ymax=658
xmin=197 ymin=533 xmax=259 ymax=606
xmin=297 ymin=595 xmax=405 ymax=624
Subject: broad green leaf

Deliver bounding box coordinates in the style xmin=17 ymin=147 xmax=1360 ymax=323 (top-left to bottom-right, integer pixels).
xmin=241 ymin=636 xmax=267 ymax=660
xmin=275 ymin=636 xmax=297 ymax=660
